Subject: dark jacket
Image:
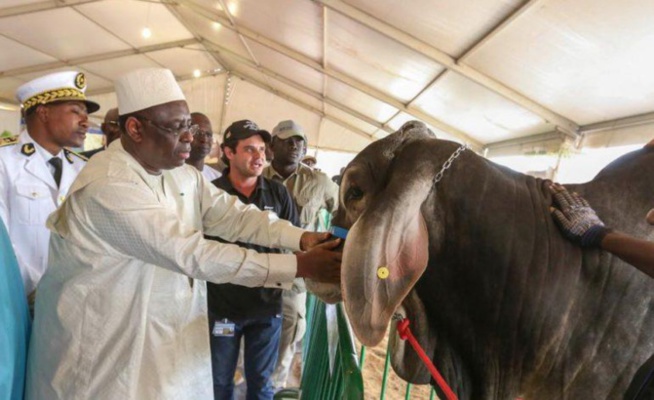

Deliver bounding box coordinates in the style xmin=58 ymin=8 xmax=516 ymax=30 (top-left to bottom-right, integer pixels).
xmin=206 ymin=169 xmax=300 ymax=320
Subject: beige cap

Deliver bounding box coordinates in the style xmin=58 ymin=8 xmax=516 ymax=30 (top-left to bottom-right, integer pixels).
xmin=115 ymin=68 xmax=185 ymax=115
xmin=16 ymin=71 xmax=100 ymax=114
xmin=272 ymin=120 xmax=307 ymax=142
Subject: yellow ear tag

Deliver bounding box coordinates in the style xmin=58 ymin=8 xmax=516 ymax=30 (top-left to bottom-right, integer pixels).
xmin=377 ymin=266 xmax=389 ymax=279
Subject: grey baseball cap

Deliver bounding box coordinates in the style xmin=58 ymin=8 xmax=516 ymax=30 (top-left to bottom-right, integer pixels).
xmin=272 ymin=120 xmax=308 ymax=142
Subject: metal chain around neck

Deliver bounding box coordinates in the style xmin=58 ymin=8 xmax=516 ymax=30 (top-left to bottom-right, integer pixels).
xmin=433 ymin=143 xmax=468 ymax=185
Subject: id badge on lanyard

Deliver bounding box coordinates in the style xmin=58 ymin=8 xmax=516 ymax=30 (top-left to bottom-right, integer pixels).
xmin=212 ymin=319 xmax=235 ymax=337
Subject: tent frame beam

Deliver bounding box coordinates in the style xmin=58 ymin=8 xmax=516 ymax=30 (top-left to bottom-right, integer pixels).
xmin=230 ymin=70 xmax=375 ymax=142
xmin=405 ymin=0 xmax=545 ymax=109
xmin=486 ymin=110 xmax=654 ymax=151
xmin=581 ymin=111 xmax=654 ymax=135
xmin=485 ymin=131 xmax=566 ymax=151
xmin=203 ymin=41 xmax=391 ymax=134
xmin=86 ymin=69 xmax=227 ymax=97
xmin=169 ymin=0 xmax=481 ymax=148
xmin=0 ymin=0 xmax=101 ymax=18
xmin=315 ymin=0 xmax=579 ymax=137
xmin=0 ymin=38 xmax=200 ymax=78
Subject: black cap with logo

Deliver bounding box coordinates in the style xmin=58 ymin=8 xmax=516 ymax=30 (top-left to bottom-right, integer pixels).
xmin=223 ymin=120 xmax=272 ymax=145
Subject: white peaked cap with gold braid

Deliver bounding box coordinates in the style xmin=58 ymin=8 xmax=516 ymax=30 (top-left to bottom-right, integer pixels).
xmin=16 ymin=71 xmax=100 ymax=114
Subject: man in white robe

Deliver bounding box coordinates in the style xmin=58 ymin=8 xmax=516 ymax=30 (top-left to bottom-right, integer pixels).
xmin=26 ymin=68 xmax=341 ymax=400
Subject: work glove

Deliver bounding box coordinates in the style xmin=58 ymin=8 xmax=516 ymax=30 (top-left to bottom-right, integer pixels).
xmin=549 ymin=183 xmax=611 ymax=248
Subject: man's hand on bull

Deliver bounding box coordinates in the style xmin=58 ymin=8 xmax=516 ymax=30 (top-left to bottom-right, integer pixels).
xmin=299 ymin=231 xmax=336 ymax=251
xmin=549 ymin=183 xmax=612 ymax=248
xmin=295 ymin=238 xmax=342 ymax=284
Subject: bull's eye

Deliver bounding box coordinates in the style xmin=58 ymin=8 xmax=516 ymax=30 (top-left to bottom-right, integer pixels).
xmin=345 ymin=186 xmax=364 ymax=202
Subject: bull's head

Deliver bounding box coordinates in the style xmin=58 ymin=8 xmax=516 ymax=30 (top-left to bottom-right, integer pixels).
xmin=308 ymin=121 xmax=444 ymax=347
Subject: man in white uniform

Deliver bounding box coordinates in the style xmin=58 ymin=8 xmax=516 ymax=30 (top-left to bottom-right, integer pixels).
xmin=0 ymin=71 xmax=99 ymax=299
xmin=26 ymin=68 xmax=341 ymax=400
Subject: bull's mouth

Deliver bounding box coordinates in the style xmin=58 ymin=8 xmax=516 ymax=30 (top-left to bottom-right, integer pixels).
xmin=305 ymin=280 xmax=342 ymax=304
xmin=390 ymin=289 xmax=435 ymax=385
xmin=306 ymin=282 xmax=434 ymax=385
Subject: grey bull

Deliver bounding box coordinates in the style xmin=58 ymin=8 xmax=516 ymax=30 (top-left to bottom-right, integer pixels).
xmin=307 ymin=121 xmax=654 ymax=399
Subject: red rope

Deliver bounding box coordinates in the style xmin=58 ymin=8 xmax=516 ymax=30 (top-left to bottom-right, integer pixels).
xmin=396 ymin=317 xmax=458 ymax=400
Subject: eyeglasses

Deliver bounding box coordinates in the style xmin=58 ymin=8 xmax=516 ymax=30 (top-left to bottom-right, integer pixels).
xmin=135 ymin=115 xmax=200 ymax=137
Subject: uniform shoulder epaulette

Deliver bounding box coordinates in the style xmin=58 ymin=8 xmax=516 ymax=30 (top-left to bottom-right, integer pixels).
xmin=64 ymin=148 xmax=88 ymax=163
xmin=0 ymin=136 xmax=19 ymax=147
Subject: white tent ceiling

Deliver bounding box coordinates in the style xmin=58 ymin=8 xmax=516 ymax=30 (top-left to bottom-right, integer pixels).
xmin=1 ymin=0 xmax=653 ymax=156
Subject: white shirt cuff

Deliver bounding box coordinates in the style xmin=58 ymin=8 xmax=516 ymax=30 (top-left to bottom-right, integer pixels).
xmin=264 ymin=253 xmax=297 ymax=290
xmin=279 ymin=225 xmax=305 ymax=251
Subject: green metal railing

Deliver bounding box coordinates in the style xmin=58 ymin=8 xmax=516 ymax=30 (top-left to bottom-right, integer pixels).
xmin=297 ymin=295 xmax=364 ymax=399
xmin=286 ymin=295 xmax=439 ymax=399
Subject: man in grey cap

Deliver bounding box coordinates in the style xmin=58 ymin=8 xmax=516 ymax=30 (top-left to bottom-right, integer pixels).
xmin=26 ymin=69 xmax=341 ymax=400
xmin=263 ymin=119 xmax=339 ymax=389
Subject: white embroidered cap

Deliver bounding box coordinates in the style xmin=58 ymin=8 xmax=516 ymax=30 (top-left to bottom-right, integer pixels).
xmin=114 ymin=68 xmax=186 ymax=115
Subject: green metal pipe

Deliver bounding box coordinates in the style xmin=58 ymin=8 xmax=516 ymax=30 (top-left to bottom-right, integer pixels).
xmin=379 ymin=333 xmax=393 ymax=400
xmin=404 ymin=383 xmax=412 ymax=399
xmin=358 ymin=345 xmax=366 ymax=368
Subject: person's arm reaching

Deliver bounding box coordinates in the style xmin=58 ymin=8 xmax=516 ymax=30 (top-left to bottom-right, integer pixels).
xmin=56 ymin=178 xmax=341 ymax=289
xmin=600 ymin=231 xmax=654 ymax=278
xmin=549 ymin=183 xmax=654 ymax=278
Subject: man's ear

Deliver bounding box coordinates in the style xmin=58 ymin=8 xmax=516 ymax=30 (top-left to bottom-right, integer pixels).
xmin=35 ymin=105 xmax=49 ymax=122
xmin=224 ymin=145 xmax=235 ymax=161
xmin=124 ymin=117 xmax=144 ymax=143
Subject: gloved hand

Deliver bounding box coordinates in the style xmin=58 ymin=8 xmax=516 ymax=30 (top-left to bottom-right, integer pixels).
xmin=549 ymin=183 xmax=611 ymax=248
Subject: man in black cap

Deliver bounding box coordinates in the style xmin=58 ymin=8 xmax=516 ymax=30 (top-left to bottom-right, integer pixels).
xmin=207 ymin=120 xmax=299 ymax=400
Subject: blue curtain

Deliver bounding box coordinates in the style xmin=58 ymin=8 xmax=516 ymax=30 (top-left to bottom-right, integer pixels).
xmin=0 ymin=219 xmax=30 ymax=400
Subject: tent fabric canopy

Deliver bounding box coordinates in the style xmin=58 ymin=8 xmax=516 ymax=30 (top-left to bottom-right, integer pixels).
xmin=1 ymin=0 xmax=653 ymax=157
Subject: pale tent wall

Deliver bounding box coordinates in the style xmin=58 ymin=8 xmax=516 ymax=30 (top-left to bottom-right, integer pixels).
xmin=316 ymin=119 xmax=372 ymax=153
xmin=309 ymin=148 xmax=355 ymax=179
xmin=179 ymin=74 xmax=226 ymax=133
xmin=485 ymin=135 xmax=566 ymax=159
xmin=488 ymin=122 xmax=653 ymax=184
xmin=582 ymin=123 xmax=654 ymax=149
xmin=88 ymin=92 xmax=118 ymax=117
xmin=222 ymin=78 xmax=322 ymax=141
xmin=0 ymin=109 xmax=20 ymax=136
